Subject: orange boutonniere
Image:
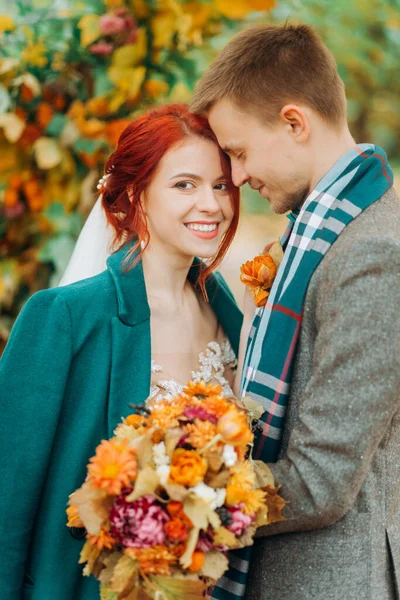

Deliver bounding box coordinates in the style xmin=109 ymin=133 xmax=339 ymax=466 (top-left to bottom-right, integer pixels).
xmin=240 ymin=241 xmax=284 ymax=307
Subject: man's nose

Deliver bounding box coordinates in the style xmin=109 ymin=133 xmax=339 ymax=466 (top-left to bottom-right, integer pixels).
xmin=231 ymin=160 xmax=249 ymax=187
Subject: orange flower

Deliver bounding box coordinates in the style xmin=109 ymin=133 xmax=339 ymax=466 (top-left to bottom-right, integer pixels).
xmin=166 ymin=501 xmax=184 ymax=518
xmin=164 ymin=518 xmax=190 ymax=543
xmin=169 ymin=449 xmax=207 ymax=487
xmin=185 ymin=419 xmax=218 ymax=449
xmin=66 ymin=505 xmax=84 ymax=528
xmin=144 ymin=79 xmax=169 ymax=99
xmin=189 ymin=551 xmax=205 ymax=572
xmin=184 ymin=381 xmax=223 ymax=399
xmin=88 ymin=438 xmax=137 ymax=495
xmin=229 ymin=461 xmax=255 ymax=489
xmin=226 ymin=484 xmax=266 ymax=515
xmin=149 ymin=396 xmax=188 ymax=432
xmin=126 ymin=545 xmax=176 ymax=575
xmin=217 ymin=408 xmax=253 ymax=446
xmin=203 ymin=395 xmax=233 ymax=419
xmin=125 ymin=414 xmax=147 ymax=428
xmin=240 ymin=253 xmax=277 ymax=307
xmin=87 ymin=527 xmax=116 ymax=550
xmin=36 ymin=102 xmax=54 ymax=129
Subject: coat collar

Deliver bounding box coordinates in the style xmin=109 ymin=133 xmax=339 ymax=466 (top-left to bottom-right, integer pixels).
xmin=107 ymin=243 xmax=242 ymax=346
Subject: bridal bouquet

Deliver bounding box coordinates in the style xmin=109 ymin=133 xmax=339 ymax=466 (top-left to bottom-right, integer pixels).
xmin=67 ymin=381 xmax=286 ymax=600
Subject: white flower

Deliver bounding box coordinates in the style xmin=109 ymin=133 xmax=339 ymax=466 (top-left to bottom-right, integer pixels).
xmin=213 ymin=488 xmax=227 ymax=510
xmin=156 ymin=464 xmax=170 ymax=486
xmin=153 ymin=441 xmax=170 ymax=467
xmin=222 ymin=444 xmax=238 ymax=467
xmin=189 ymin=482 xmax=226 ymax=510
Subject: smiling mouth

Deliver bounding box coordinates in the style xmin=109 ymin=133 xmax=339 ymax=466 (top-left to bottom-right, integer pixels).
xmin=184 ymin=222 xmax=220 ymax=239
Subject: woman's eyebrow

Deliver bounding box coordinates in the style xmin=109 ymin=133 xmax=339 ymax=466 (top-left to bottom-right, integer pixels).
xmin=169 ymin=172 xmax=202 ymax=180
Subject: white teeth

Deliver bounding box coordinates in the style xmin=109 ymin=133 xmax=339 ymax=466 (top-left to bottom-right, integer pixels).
xmin=186 ymin=223 xmax=218 ymax=232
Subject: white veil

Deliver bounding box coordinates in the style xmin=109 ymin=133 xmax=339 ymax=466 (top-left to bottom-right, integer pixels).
xmin=59 ymin=195 xmax=114 ymax=286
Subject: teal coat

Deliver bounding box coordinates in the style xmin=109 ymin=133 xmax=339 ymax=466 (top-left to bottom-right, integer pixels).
xmin=0 ymin=245 xmax=242 ymax=600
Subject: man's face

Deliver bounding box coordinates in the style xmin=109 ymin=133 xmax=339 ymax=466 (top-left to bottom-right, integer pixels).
xmin=208 ymin=98 xmax=311 ymax=214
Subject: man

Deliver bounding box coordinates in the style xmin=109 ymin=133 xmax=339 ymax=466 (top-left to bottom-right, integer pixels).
xmin=191 ymin=23 xmax=400 ymax=600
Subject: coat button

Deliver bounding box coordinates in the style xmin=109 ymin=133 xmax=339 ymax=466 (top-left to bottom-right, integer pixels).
xmin=69 ymin=526 xmax=87 ymax=540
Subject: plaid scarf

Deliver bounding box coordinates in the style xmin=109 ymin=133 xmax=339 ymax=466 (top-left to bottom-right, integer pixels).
xmin=211 ymin=144 xmax=393 ymax=600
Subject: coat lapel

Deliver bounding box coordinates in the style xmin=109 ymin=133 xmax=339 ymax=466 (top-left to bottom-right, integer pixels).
xmin=106 ymin=249 xmax=242 ymax=437
xmin=107 ymin=246 xmax=151 ymax=437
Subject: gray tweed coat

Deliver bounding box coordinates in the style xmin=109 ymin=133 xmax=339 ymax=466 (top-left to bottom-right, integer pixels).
xmin=245 ymin=188 xmax=400 ymax=600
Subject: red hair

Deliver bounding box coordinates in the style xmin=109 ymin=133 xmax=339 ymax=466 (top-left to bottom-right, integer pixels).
xmin=101 ymin=104 xmax=240 ymax=296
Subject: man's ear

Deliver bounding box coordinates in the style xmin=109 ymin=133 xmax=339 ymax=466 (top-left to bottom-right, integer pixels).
xmin=280 ymin=104 xmax=310 ymax=142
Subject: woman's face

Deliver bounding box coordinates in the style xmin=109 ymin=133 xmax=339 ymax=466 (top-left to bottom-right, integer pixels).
xmin=142 ymin=137 xmax=235 ymax=261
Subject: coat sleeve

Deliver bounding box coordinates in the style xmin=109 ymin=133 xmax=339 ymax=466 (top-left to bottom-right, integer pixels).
xmin=256 ymin=237 xmax=400 ymax=537
xmin=0 ymin=290 xmax=73 ymax=598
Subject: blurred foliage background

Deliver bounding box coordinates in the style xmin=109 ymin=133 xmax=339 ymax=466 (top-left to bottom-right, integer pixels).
xmin=0 ymin=0 xmax=399 ymax=351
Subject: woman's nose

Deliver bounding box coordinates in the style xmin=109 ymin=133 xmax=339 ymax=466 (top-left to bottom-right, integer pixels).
xmin=197 ymin=187 xmax=221 ymax=213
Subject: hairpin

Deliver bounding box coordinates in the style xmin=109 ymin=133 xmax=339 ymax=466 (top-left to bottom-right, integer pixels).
xmin=96 ymin=165 xmax=115 ymax=190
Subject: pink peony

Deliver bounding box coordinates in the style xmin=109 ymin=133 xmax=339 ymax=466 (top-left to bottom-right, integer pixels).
xmin=99 ymin=14 xmax=126 ymax=36
xmin=89 ymin=41 xmax=114 ymax=56
xmin=110 ymin=494 xmax=169 ymax=548
xmin=227 ymin=507 xmax=254 ymax=536
xmin=183 ymin=406 xmax=218 ymax=424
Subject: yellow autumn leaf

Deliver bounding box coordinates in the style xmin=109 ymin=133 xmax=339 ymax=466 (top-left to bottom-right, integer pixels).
xmin=212 ymin=526 xmax=238 ymax=548
xmin=149 ymin=576 xmax=208 ymax=600
xmin=33 ymin=137 xmax=63 ymax=170
xmin=215 ymin=0 xmax=275 ymax=19
xmin=111 ymin=29 xmax=147 ymax=68
xmin=182 ymin=2 xmax=212 ymax=30
xmin=167 ymin=82 xmax=192 ymax=103
xmin=110 ymin=554 xmax=139 ymax=594
xmin=0 ymin=113 xmax=25 ymax=143
xmin=252 ymin=460 xmax=275 ymax=488
xmin=78 ymin=14 xmax=101 ymax=48
xmin=0 ymin=15 xmax=15 ymax=34
xmin=130 ymin=0 xmax=150 ymax=19
xmin=151 ymin=12 xmax=177 ymax=48
xmin=14 ymin=73 xmax=41 ymax=97
xmin=125 ymin=466 xmax=159 ymax=502
xmin=200 ymin=550 xmax=229 ymax=580
xmin=69 ymin=481 xmax=111 ymax=536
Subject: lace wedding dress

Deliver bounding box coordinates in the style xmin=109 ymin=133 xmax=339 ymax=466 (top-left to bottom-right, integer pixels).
xmin=150 ymin=338 xmax=237 ymax=401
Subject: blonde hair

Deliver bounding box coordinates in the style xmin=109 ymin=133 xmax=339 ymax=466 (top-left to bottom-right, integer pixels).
xmin=191 ymin=23 xmax=346 ymax=127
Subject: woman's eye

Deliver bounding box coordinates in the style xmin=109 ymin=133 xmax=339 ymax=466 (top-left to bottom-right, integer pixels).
xmin=214 ymin=182 xmax=229 ymax=191
xmin=175 ymin=181 xmax=195 ymax=190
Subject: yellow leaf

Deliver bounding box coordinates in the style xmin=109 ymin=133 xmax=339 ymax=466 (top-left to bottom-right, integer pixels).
xmin=99 ymin=551 xmax=124 ymax=587
xmin=110 ymin=554 xmax=139 ymax=594
xmin=151 ymin=12 xmax=176 ymax=48
xmin=128 ymin=430 xmax=153 ymax=469
xmin=125 ymin=466 xmax=159 ymax=502
xmin=269 ymin=240 xmax=284 ymax=269
xmin=212 ymin=526 xmax=238 ymax=548
xmin=183 ymin=495 xmax=221 ymax=531
xmin=167 ymin=82 xmax=192 ymax=103
xmin=179 ymin=526 xmax=200 ymax=569
xmin=148 ymin=576 xmax=207 ymax=600
xmin=241 ymin=395 xmax=265 ymax=421
xmin=78 ymin=14 xmax=101 ymax=47
xmin=200 ymin=550 xmax=229 ymax=580
xmin=79 ymin=540 xmax=102 ymax=575
xmin=69 ymin=481 xmax=112 ymax=535
xmin=0 ymin=113 xmax=25 ymax=143
xmin=0 ymin=15 xmax=15 ymax=34
xmin=111 ymin=30 xmax=147 ymax=67
xmin=215 ymin=0 xmax=275 ymax=18
xmin=33 ymin=137 xmax=63 ymax=170
xmin=263 ymin=484 xmax=287 ymax=525
xmin=252 ymin=460 xmax=275 ymax=488
xmin=14 ymin=73 xmax=41 ymax=97
xmin=130 ymin=0 xmax=150 ymax=19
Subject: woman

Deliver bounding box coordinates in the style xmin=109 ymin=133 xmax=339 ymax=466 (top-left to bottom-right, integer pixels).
xmin=0 ymin=104 xmax=243 ymax=600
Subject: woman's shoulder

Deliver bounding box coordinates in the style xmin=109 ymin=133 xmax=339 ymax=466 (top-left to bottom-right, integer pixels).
xmin=24 ymin=270 xmax=117 ymax=325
